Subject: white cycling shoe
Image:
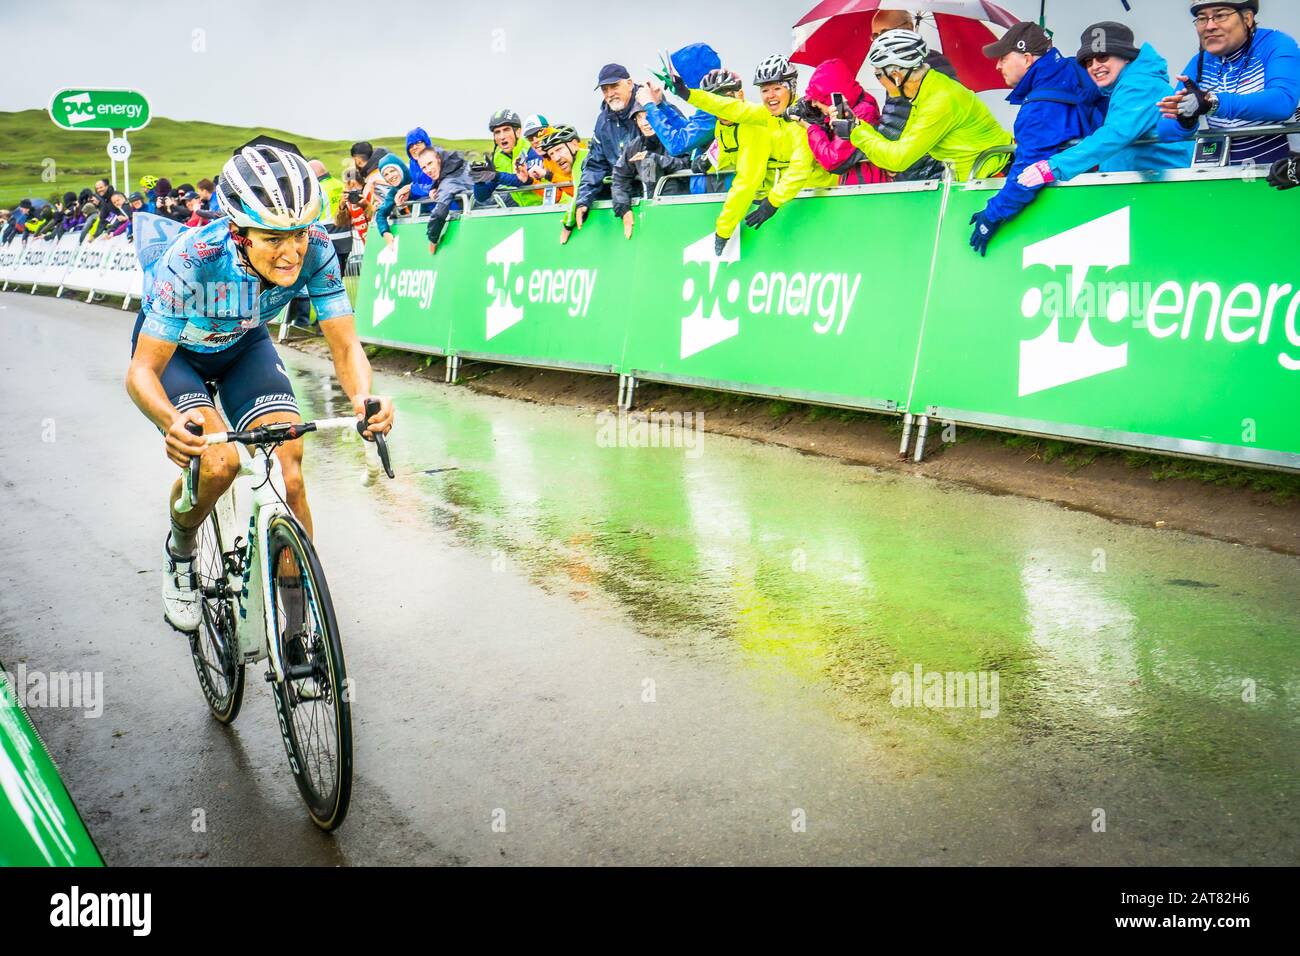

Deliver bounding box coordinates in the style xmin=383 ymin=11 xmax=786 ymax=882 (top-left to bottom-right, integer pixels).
xmin=163 ymin=537 xmax=203 ymax=634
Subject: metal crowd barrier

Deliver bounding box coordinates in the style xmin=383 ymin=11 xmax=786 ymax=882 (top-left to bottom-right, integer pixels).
xmin=969 ymin=121 xmax=1300 ymax=182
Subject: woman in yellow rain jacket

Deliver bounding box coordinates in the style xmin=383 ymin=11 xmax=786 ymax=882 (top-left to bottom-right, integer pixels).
xmin=670 ymin=53 xmax=838 ymax=255
xmin=844 ymin=30 xmax=1012 ymax=183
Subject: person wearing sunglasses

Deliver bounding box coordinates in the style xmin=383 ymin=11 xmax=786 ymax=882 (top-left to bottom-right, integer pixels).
xmin=1018 ymin=22 xmax=1193 ymax=191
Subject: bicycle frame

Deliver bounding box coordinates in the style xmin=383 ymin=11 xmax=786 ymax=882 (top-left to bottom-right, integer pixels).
xmin=176 ymin=417 xmax=368 ymax=684
xmin=185 ymin=441 xmax=292 ymax=682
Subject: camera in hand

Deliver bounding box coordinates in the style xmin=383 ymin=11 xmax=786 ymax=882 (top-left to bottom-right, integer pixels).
xmin=784 ymin=96 xmax=825 ymax=125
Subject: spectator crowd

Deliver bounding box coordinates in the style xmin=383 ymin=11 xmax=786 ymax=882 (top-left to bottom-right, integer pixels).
xmin=1 ymin=175 xmax=222 ymax=245
xmin=4 ymin=1 xmax=1299 ymax=263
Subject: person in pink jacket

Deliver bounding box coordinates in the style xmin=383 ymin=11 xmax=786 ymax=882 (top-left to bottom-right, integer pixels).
xmin=801 ymin=58 xmax=891 ymax=186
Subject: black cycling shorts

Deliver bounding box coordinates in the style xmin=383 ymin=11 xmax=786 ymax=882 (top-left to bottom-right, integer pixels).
xmin=131 ymin=314 xmax=300 ymax=431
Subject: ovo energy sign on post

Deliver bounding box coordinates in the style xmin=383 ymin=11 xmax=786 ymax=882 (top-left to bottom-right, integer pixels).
xmin=48 ymin=89 xmax=151 ymax=131
xmin=49 ymin=87 xmax=150 ymax=193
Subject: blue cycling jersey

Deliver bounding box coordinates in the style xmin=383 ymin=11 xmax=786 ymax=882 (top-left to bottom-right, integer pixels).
xmin=138 ymin=217 xmax=351 ymax=353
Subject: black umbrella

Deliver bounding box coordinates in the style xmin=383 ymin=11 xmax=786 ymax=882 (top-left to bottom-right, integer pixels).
xmin=232 ymin=135 xmax=305 ymax=157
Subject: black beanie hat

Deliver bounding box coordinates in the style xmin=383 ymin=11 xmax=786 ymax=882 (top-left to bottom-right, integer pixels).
xmin=1077 ymin=21 xmax=1141 ymax=65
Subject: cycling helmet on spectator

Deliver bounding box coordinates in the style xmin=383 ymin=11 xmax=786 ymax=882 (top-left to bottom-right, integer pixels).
xmin=1189 ymin=1 xmax=1258 ymax=13
xmin=489 ymin=109 xmax=522 ymax=132
xmin=140 ymin=174 xmax=159 ymax=190
xmin=536 ymin=126 xmax=580 ymax=152
xmin=701 ymin=68 xmax=744 ymax=95
xmin=217 ymin=145 xmax=322 ymax=231
xmin=868 ymin=30 xmax=930 ymax=72
xmin=753 ymin=54 xmax=798 ymax=88
xmin=522 ymin=114 xmax=551 ymax=139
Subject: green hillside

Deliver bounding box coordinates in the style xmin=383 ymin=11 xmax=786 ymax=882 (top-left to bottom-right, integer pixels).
xmin=0 ymin=109 xmax=490 ymax=207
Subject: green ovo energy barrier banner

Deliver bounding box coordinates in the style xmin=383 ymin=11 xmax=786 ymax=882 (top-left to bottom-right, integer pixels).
xmin=911 ymin=177 xmax=1300 ymax=470
xmin=622 ymin=187 xmax=940 ymax=410
xmin=356 ymin=186 xmax=940 ymax=410
xmin=352 ymin=176 xmax=1300 ymax=472
xmin=445 ymin=206 xmax=634 ymax=373
xmin=354 ymin=221 xmax=455 ymax=354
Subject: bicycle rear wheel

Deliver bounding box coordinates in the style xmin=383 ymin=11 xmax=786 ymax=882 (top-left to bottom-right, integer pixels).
xmin=190 ymin=493 xmax=245 ymax=723
xmin=266 ymin=513 xmax=353 ymax=831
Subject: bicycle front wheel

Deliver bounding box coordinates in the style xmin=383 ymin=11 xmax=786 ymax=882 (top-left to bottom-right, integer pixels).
xmin=191 ymin=494 xmax=245 ymax=724
xmin=266 ymin=513 xmax=353 ymax=831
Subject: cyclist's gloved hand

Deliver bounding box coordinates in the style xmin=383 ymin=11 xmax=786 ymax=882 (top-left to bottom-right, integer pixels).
xmin=744 ymin=198 xmax=779 ymax=230
xmin=968 ymin=210 xmax=1001 ymax=257
xmin=1018 ymin=160 xmax=1057 ymax=189
xmin=1267 ymin=155 xmax=1300 ymax=191
xmin=714 ymin=233 xmax=729 ymax=256
xmin=1176 ymin=78 xmax=1217 ymax=130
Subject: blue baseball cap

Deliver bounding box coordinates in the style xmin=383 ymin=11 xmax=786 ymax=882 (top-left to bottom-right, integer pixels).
xmin=595 ymin=63 xmax=631 ymax=88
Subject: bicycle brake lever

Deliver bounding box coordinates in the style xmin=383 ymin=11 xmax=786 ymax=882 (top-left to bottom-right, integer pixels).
xmin=179 ymin=420 xmax=204 ymax=511
xmin=360 ymin=398 xmax=394 ymax=479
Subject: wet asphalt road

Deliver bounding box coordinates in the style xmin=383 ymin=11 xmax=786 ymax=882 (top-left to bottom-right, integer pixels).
xmin=1 ymin=292 xmax=1297 ymax=866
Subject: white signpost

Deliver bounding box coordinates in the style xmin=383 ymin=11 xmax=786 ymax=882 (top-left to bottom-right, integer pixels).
xmin=107 ymin=136 xmax=133 ymax=193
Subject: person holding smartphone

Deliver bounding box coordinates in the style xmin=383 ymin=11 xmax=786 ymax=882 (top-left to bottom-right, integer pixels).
xmin=790 ymin=57 xmax=890 ymax=186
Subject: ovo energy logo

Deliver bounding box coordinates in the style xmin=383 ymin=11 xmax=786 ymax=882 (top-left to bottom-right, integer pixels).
xmin=62 ymin=92 xmax=95 ymax=126
xmin=681 ymin=232 xmax=741 ymax=359
xmin=1018 ymin=206 xmax=1300 ymax=397
xmin=679 ymin=230 xmax=862 ymax=360
xmin=49 ymin=88 xmax=150 ymax=130
xmin=1018 ymin=207 xmax=1130 ymax=396
xmin=371 ymin=234 xmax=437 ymax=327
xmin=484 ymin=227 xmax=598 ymax=340
xmin=486 ymin=227 xmax=526 ymax=339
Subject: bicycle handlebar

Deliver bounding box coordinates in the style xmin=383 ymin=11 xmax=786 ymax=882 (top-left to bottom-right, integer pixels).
xmin=198 ymin=407 xmax=394 ymax=479
xmin=173 ymin=407 xmax=394 ymax=516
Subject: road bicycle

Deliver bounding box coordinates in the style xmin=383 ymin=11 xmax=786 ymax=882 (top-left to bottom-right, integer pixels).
xmin=175 ymin=400 xmax=393 ymax=831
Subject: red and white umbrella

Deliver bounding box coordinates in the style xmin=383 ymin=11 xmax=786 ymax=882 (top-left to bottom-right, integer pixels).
xmin=792 ymin=0 xmax=1021 ymax=93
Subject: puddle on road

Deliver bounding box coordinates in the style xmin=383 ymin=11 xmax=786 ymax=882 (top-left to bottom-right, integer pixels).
xmin=289 ymin=362 xmax=1300 ymax=808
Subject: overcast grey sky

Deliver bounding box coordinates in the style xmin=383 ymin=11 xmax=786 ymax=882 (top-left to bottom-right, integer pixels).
xmin=5 ymin=0 xmax=1300 ymax=140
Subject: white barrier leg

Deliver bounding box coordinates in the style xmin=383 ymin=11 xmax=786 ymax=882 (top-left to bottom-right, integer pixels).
xmin=898 ymin=412 xmax=914 ymax=459
xmin=912 ymin=415 xmax=930 ymax=464
xmin=617 ymin=374 xmax=637 ymax=412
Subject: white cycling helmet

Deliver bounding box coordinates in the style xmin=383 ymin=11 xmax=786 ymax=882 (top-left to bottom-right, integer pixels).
xmin=753 ymin=53 xmax=798 ymax=86
xmin=867 ymin=29 xmax=930 ymax=72
xmin=217 ymin=145 xmax=322 ymax=231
